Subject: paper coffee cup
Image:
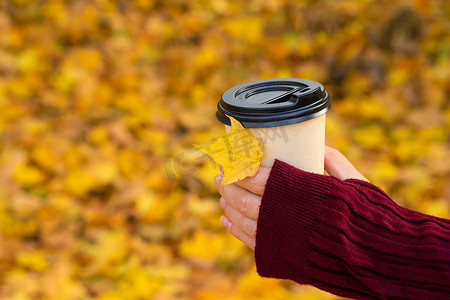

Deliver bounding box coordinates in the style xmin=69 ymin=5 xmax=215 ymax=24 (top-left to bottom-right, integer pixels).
xmin=216 ymin=78 xmax=331 ymax=174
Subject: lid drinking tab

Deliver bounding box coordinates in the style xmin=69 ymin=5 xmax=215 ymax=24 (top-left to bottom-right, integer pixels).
xmin=216 ymin=78 xmax=331 ymax=128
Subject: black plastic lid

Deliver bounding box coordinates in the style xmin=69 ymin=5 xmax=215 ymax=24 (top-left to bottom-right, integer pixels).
xmin=216 ymin=78 xmax=331 ymax=128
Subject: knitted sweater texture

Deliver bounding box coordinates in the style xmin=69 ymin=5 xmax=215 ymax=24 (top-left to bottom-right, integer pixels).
xmin=255 ymin=160 xmax=450 ymax=299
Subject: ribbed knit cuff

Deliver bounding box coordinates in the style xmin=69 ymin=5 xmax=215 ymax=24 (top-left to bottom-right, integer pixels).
xmin=255 ymin=159 xmax=333 ymax=281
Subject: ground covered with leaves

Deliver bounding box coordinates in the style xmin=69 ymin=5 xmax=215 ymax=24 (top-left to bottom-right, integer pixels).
xmin=0 ymin=0 xmax=449 ymax=299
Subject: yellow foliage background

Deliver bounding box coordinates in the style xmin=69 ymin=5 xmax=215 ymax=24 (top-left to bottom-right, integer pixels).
xmin=0 ymin=0 xmax=449 ymax=299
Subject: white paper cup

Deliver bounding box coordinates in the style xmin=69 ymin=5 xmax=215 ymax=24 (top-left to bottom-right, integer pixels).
xmin=218 ymin=78 xmax=330 ymax=174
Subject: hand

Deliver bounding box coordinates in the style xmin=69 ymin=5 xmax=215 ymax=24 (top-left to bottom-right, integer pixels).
xmin=215 ymin=146 xmax=369 ymax=250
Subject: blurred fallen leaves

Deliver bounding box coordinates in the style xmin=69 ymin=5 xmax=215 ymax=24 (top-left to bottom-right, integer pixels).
xmin=0 ymin=1 xmax=448 ymax=300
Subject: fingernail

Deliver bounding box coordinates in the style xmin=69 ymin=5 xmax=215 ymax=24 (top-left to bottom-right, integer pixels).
xmin=218 ymin=165 xmax=224 ymax=173
xmin=220 ymin=216 xmax=232 ymax=230
xmin=220 ymin=197 xmax=227 ymax=209
xmin=215 ymin=174 xmax=223 ymax=188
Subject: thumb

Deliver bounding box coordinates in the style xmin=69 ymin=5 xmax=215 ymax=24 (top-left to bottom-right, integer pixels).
xmin=324 ymin=146 xmax=370 ymax=182
xmin=234 ymin=165 xmax=271 ymax=196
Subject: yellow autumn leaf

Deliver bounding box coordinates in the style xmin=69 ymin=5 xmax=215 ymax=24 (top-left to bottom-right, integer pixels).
xmin=419 ymin=199 xmax=449 ymax=219
xmin=88 ymin=125 xmax=109 ymax=145
xmin=179 ymin=230 xmax=224 ymax=260
xmin=191 ymin=47 xmax=220 ymax=70
xmin=31 ymin=145 xmax=56 ymax=171
xmin=352 ymin=125 xmax=386 ymax=149
xmin=135 ymin=191 xmax=166 ymax=223
xmin=16 ymin=250 xmax=48 ymax=272
xmin=64 ymin=170 xmax=97 ymax=196
xmin=194 ymin=116 xmax=263 ymax=185
xmin=222 ymin=16 xmax=263 ymax=44
xmin=88 ymin=161 xmax=118 ymax=185
xmin=13 ymin=164 xmax=45 ymax=187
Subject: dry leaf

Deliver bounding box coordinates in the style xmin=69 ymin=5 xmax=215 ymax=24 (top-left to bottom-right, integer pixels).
xmin=194 ymin=116 xmax=263 ymax=185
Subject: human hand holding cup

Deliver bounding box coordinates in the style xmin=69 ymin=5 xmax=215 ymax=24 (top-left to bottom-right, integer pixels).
xmin=215 ymin=146 xmax=369 ymax=250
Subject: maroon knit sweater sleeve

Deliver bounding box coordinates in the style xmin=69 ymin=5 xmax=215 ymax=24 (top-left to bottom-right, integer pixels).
xmin=255 ymin=159 xmax=450 ymax=300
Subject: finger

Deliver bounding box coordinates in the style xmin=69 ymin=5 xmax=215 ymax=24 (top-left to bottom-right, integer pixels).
xmin=324 ymin=146 xmax=370 ymax=182
xmin=218 ymin=183 xmax=261 ymax=219
xmin=220 ymin=216 xmax=255 ymax=250
xmin=215 ymin=173 xmax=223 ymax=188
xmin=221 ymin=197 xmax=257 ymax=238
xmin=234 ymin=166 xmax=270 ymax=196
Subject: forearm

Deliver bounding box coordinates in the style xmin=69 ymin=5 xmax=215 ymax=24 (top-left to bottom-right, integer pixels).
xmin=255 ymin=160 xmax=450 ymax=299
